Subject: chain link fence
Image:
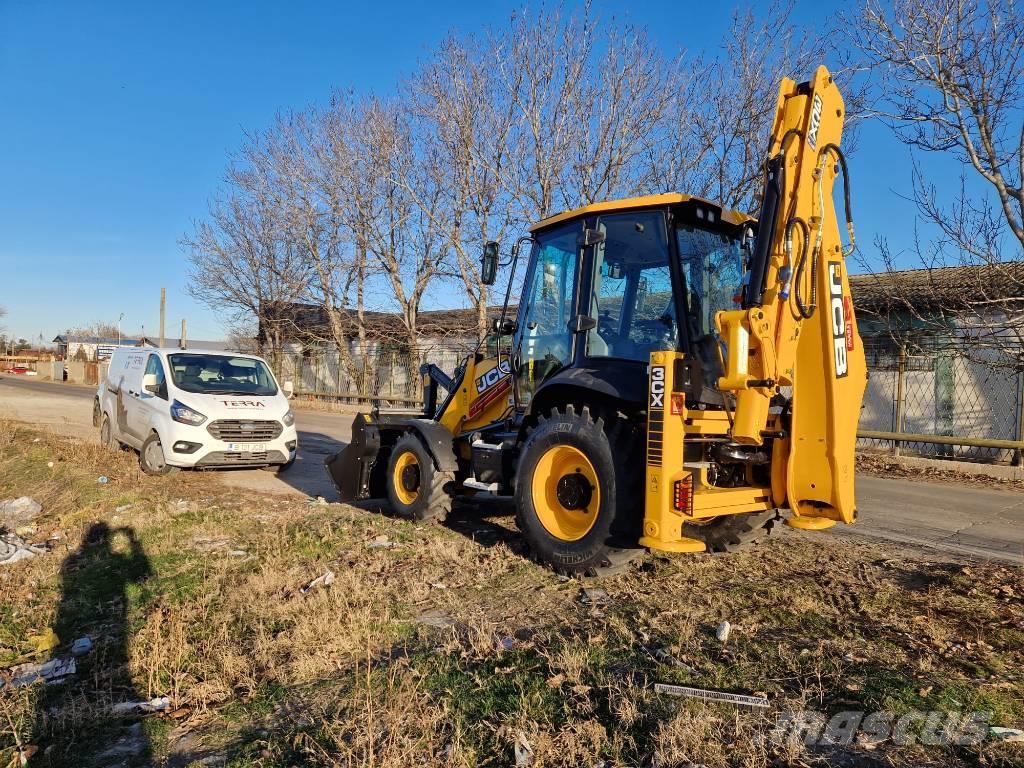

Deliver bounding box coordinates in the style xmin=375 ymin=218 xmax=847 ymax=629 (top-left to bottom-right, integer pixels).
xmin=858 ymin=335 xmax=1024 ymax=463
xmin=277 ymin=340 xmax=476 ymax=406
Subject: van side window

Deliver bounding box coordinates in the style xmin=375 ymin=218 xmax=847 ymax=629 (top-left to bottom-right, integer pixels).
xmin=145 ymin=354 xmax=168 ymax=400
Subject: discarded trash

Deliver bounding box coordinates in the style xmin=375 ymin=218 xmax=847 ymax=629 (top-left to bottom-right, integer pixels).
xmin=366 ymin=535 xmax=395 ymax=550
xmin=4 ymin=657 xmax=77 ymax=687
xmin=0 ymin=533 xmax=45 ymax=565
xmin=115 ymin=504 xmax=134 ymax=513
xmin=579 ymin=587 xmax=611 ymax=606
xmin=0 ymin=496 xmax=42 ymax=527
xmin=654 ymin=683 xmax=768 ymax=709
xmin=316 ymin=496 xmax=327 ymax=505
xmin=495 ymin=635 xmax=515 ymax=651
xmin=110 ymin=696 xmax=171 ymax=716
xmin=47 ymin=461 xmax=54 ymax=468
xmin=654 ymin=647 xmax=698 ymax=674
xmin=300 ymin=570 xmax=336 ymax=594
xmin=415 ymin=609 xmax=455 ymax=628
xmin=430 ymin=582 xmax=447 ymax=590
xmin=990 ymin=726 xmax=1024 ymax=743
xmin=715 ymin=620 xmax=731 ymax=643
xmin=71 ymin=637 xmax=93 ymax=656
xmin=28 ymin=628 xmax=59 ymax=655
xmin=97 ymin=476 xmax=109 ymax=484
xmin=513 ymin=731 xmax=534 ymax=767
xmin=228 ymin=550 xmax=248 ymax=557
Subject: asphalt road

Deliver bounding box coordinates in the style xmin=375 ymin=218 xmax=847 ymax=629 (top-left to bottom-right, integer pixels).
xmin=2 ymin=375 xmax=1022 ymax=563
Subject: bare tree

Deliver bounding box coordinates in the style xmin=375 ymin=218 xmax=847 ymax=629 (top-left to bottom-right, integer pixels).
xmin=849 ymin=0 xmax=1024 ymax=364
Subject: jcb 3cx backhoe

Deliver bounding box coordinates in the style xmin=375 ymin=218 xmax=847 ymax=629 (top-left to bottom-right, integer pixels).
xmin=327 ymin=66 xmax=867 ymax=575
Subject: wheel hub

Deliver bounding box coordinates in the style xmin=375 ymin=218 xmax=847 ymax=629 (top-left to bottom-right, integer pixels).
xmin=400 ymin=463 xmax=421 ymax=493
xmin=555 ymin=472 xmax=592 ymax=510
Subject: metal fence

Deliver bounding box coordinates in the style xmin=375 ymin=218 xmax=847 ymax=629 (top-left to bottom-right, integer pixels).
xmin=278 ymin=340 xmax=476 ymax=406
xmin=858 ymin=336 xmax=1024 ymax=463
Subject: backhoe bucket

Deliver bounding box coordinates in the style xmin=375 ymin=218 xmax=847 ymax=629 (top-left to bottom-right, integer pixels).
xmin=325 ymin=413 xmax=382 ymax=502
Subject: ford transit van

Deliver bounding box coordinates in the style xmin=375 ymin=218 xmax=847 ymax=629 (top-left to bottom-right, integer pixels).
xmin=95 ymin=348 xmax=297 ymax=475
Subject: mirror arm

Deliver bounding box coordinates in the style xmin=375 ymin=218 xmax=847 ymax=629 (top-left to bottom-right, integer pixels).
xmin=497 ymin=235 xmax=534 ymax=404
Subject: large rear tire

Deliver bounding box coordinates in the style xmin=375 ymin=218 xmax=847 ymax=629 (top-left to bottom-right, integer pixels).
xmin=515 ymin=405 xmax=643 ymax=576
xmin=683 ymin=510 xmax=779 ymax=553
xmin=385 ymin=433 xmax=454 ymax=522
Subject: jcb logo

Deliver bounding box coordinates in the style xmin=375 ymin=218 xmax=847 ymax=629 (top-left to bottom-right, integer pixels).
xmin=475 ymin=359 xmax=511 ymax=394
xmin=649 ymin=366 xmax=665 ymax=409
xmin=829 ymin=261 xmax=848 ymax=379
xmin=807 ymin=94 xmax=823 ymax=150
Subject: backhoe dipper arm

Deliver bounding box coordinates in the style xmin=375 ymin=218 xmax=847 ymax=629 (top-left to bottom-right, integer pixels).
xmin=714 ymin=66 xmax=867 ymax=526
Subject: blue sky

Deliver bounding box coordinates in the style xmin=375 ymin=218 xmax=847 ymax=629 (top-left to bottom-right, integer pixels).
xmin=0 ymin=0 xmax=953 ymax=342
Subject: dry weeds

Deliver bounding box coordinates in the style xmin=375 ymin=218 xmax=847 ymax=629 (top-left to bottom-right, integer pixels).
xmin=0 ymin=420 xmax=1020 ymax=767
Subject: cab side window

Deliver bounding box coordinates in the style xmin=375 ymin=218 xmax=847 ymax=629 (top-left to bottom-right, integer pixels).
xmin=145 ymin=354 xmax=168 ymax=400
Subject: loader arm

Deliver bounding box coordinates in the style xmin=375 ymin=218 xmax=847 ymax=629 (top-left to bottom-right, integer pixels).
xmin=715 ymin=66 xmax=867 ymax=526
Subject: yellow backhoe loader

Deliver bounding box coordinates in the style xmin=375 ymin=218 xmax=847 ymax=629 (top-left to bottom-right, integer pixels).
xmin=327 ymin=66 xmax=867 ymax=575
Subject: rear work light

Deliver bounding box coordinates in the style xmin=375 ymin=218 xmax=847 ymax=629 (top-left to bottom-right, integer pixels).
xmin=673 ymin=475 xmax=693 ymax=514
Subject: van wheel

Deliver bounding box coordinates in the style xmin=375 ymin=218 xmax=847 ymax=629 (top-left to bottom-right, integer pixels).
xmin=99 ymin=416 xmax=116 ymax=450
xmin=140 ymin=433 xmax=179 ymax=476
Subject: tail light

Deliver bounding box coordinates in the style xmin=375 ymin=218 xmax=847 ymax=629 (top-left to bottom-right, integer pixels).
xmin=673 ymin=475 xmax=693 ymax=514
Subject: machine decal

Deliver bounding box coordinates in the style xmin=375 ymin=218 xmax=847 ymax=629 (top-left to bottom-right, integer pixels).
xmin=844 ymin=296 xmax=855 ymax=351
xmin=647 ymin=365 xmax=665 ymax=467
xmin=807 ymin=93 xmax=823 ymax=150
xmin=474 ymin=359 xmax=511 ymax=394
xmin=828 ymin=261 xmax=848 ymax=378
xmin=468 ymin=376 xmax=510 ymax=420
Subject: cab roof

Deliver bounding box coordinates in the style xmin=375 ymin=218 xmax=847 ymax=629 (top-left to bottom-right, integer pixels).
xmin=528 ymin=192 xmax=753 ymax=233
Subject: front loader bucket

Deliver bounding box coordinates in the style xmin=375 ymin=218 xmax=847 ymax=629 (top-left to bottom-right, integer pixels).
xmin=325 ymin=413 xmax=382 ymax=502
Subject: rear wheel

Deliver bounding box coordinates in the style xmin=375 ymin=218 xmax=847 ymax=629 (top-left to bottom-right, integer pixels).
xmin=683 ymin=510 xmax=779 ymax=553
xmin=99 ymin=415 xmax=115 ymax=450
xmin=385 ymin=433 xmax=453 ymax=522
xmin=515 ymin=405 xmax=643 ymax=576
xmin=139 ymin=433 xmax=179 ymax=476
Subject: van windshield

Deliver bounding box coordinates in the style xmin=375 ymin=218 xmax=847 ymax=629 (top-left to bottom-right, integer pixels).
xmin=168 ymin=354 xmax=278 ymax=396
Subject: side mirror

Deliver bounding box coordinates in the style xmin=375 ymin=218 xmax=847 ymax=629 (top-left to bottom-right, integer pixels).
xmin=490 ymin=317 xmax=517 ymax=336
xmin=481 ymin=241 xmax=499 ymax=286
xmin=282 ymin=380 xmax=294 ymax=399
xmin=142 ymin=373 xmax=158 ymax=394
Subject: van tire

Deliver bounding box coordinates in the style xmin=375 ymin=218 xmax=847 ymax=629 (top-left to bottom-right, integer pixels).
xmin=140 ymin=433 xmax=179 ymax=476
xmin=99 ymin=415 xmax=116 ymax=450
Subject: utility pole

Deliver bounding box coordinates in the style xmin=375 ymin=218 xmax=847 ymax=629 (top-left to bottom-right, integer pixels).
xmin=181 ymin=319 xmax=187 ymax=349
xmin=159 ymin=288 xmax=166 ymax=347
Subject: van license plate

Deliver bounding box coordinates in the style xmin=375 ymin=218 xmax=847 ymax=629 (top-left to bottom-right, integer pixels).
xmin=228 ymin=443 xmax=265 ymax=453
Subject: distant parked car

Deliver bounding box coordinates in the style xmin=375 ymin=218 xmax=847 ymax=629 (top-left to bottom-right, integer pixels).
xmin=3 ymin=366 xmax=37 ymax=375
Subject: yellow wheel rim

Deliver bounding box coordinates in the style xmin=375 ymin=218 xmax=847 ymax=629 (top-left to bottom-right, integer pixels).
xmin=393 ymin=451 xmax=421 ymax=505
xmin=531 ymin=444 xmax=601 ymax=541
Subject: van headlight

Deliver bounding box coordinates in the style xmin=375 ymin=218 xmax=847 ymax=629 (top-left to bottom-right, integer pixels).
xmin=282 ymin=409 xmax=295 ymax=427
xmin=170 ymin=400 xmax=207 ymax=426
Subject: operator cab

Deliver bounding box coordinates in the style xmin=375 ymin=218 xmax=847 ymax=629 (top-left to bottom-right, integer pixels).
xmin=509 ymin=193 xmax=749 ymax=410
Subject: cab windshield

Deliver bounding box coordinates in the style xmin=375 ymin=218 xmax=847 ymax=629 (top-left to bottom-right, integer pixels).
xmin=168 ymin=354 xmax=278 ymax=396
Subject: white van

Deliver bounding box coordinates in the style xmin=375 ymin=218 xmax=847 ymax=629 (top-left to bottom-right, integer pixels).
xmin=94 ymin=347 xmax=298 ymax=475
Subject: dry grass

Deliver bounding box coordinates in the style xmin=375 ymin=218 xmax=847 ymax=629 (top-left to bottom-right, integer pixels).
xmin=0 ymin=420 xmax=1021 ymax=767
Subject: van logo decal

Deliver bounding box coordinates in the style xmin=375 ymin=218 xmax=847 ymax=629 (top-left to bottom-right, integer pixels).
xmin=220 ymin=400 xmax=266 ymax=408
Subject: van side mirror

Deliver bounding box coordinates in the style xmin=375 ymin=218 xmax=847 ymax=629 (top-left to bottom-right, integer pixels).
xmin=142 ymin=373 xmax=159 ymax=394
xmin=283 ymin=380 xmax=294 ymax=399
xmin=481 ymin=241 xmax=499 ymax=286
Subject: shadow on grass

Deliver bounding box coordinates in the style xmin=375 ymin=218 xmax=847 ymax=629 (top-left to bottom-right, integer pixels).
xmin=31 ymin=522 xmax=152 ymax=767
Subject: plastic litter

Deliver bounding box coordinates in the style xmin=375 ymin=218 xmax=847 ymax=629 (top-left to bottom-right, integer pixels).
xmin=110 ymin=696 xmax=171 ymax=716
xmin=366 ymin=535 xmax=395 ymax=550
xmin=71 ymin=637 xmax=93 ymax=656
xmin=654 ymin=683 xmax=768 ymax=709
xmin=4 ymin=657 xmax=77 ymax=687
xmin=715 ymin=620 xmax=732 ymax=643
xmin=990 ymin=727 xmax=1024 ymax=742
xmin=0 ymin=533 xmax=45 ymax=566
xmin=299 ymin=570 xmax=336 ymax=594
xmin=97 ymin=476 xmax=109 ymax=484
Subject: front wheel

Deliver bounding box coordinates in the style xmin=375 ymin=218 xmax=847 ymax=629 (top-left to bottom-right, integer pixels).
xmin=99 ymin=415 xmax=116 ymax=451
xmin=515 ymin=405 xmax=642 ymax=576
xmin=139 ymin=433 xmax=179 ymax=477
xmin=385 ymin=433 xmax=453 ymax=522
